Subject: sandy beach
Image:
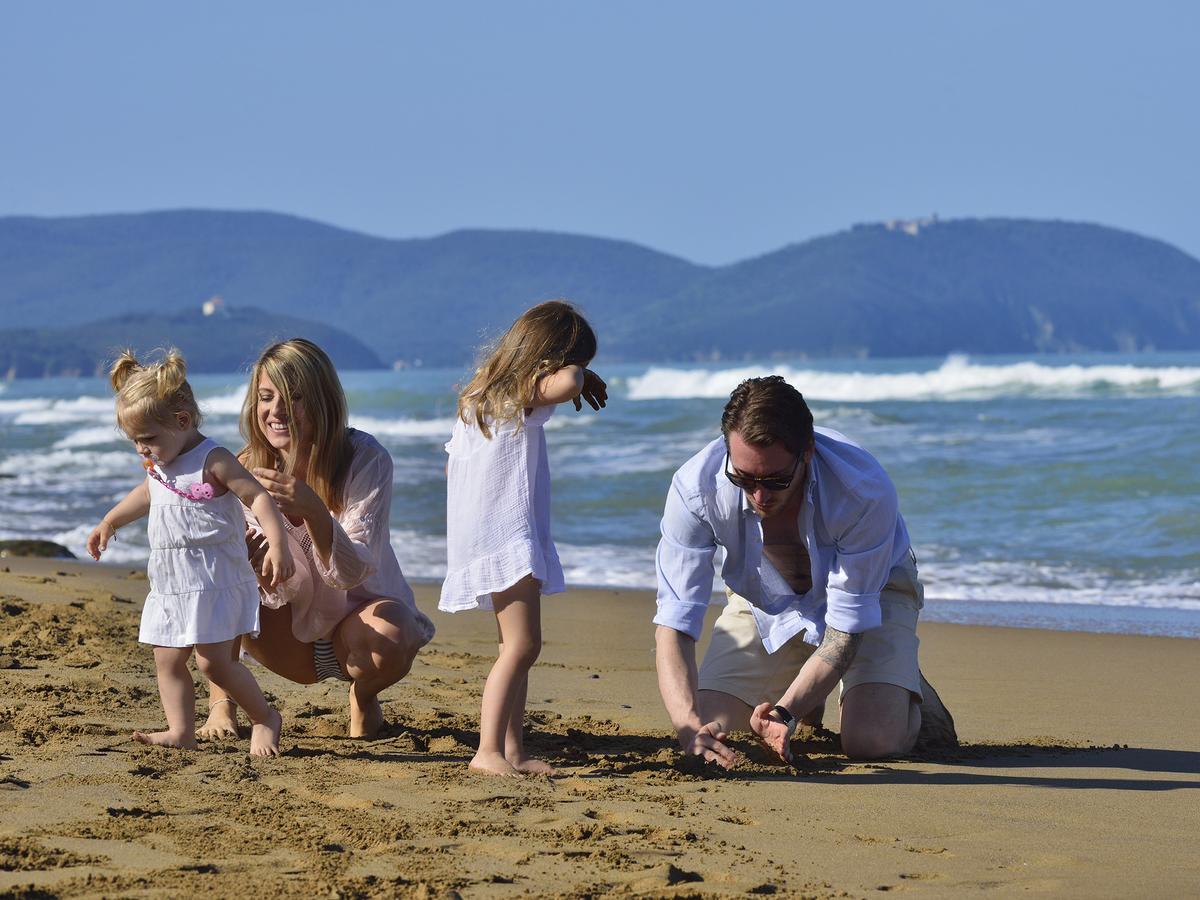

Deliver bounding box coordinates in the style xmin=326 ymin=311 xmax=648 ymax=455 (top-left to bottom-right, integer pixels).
xmin=1 ymin=556 xmax=1198 ymax=898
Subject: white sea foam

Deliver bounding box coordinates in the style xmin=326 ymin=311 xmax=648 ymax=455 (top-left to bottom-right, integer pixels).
xmin=199 ymin=388 xmax=248 ymax=417
xmin=351 ymin=415 xmax=458 ymax=439
xmin=626 ymin=356 xmax=1200 ymax=402
xmin=52 ymin=522 xmax=150 ymax=565
xmin=0 ymin=398 xmax=56 ymax=417
xmin=0 ymin=448 xmax=134 ymax=479
xmin=53 ymin=425 xmax=125 ymax=449
xmin=9 ymin=395 xmax=115 ymax=425
xmin=920 ymin=558 xmax=1200 ymax=610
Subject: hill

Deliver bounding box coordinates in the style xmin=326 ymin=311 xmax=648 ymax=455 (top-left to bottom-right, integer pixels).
xmin=0 ymin=305 xmax=384 ymax=379
xmin=2 ymin=210 xmax=1198 ymax=368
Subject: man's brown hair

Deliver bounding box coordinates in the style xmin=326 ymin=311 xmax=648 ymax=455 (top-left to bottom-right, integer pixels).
xmin=720 ymin=376 xmax=814 ymax=455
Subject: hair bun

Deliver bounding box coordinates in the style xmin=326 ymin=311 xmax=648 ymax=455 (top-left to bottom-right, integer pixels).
xmin=109 ymin=350 xmax=143 ymax=392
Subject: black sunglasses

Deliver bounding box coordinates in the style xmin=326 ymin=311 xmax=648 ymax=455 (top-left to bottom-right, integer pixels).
xmin=724 ymin=452 xmax=804 ymax=493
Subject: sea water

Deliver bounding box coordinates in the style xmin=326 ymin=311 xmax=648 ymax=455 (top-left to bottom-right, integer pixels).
xmin=2 ymin=352 xmax=1197 ymax=638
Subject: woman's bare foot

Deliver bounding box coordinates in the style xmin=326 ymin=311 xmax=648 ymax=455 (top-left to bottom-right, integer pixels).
xmin=508 ymin=755 xmax=556 ymax=775
xmin=348 ymin=682 xmax=386 ymax=738
xmin=249 ymin=709 xmax=282 ymax=757
xmin=469 ymin=751 xmax=521 ymax=777
xmin=133 ymin=729 xmax=197 ymax=750
xmin=197 ymin=702 xmax=241 ymax=740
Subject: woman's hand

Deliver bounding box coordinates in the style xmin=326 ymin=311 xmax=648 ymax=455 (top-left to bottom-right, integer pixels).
xmin=574 ymin=368 xmax=608 ymax=411
xmin=252 ymin=467 xmax=323 ymax=520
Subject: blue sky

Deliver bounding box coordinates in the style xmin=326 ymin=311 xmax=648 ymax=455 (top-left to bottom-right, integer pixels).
xmin=2 ymin=2 xmax=1196 ymax=264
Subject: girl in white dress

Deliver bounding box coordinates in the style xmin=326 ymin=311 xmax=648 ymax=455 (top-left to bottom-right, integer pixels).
xmin=87 ymin=350 xmax=295 ymax=757
xmin=441 ymin=300 xmax=607 ymax=776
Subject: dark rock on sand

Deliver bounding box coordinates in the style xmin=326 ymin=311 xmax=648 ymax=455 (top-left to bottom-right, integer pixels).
xmin=0 ymin=540 xmax=76 ymax=559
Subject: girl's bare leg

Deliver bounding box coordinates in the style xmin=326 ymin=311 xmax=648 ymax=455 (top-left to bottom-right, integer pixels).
xmin=197 ymin=637 xmax=242 ymax=739
xmin=134 ymin=646 xmax=198 ymax=749
xmin=504 ymin=670 xmax=556 ymax=774
xmin=195 ymin=639 xmax=282 ymax=757
xmin=471 ymin=575 xmax=541 ymax=777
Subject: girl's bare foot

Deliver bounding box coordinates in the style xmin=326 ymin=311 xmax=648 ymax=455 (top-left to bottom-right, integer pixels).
xmin=249 ymin=709 xmax=282 ymax=757
xmin=508 ymin=755 xmax=556 ymax=775
xmin=133 ymin=729 xmax=197 ymax=750
xmin=469 ymin=751 xmax=521 ymax=777
xmin=197 ymin=702 xmax=241 ymax=740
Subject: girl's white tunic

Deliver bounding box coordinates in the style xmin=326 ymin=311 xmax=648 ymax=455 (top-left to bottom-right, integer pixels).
xmin=440 ymin=405 xmax=565 ymax=612
xmin=139 ymin=438 xmax=261 ymax=647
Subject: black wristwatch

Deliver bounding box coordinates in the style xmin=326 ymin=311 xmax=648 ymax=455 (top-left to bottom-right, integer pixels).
xmin=769 ymin=705 xmax=795 ymax=728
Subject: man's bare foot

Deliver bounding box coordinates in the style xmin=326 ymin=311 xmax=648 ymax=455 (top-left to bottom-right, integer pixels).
xmin=197 ymin=702 xmax=241 ymax=740
xmin=469 ymin=751 xmax=521 ymax=777
xmin=132 ymin=729 xmax=197 ymax=750
xmin=249 ymin=709 xmax=282 ymax=757
xmin=349 ymin=682 xmax=386 ymax=739
xmin=508 ymin=755 xmax=556 ymax=775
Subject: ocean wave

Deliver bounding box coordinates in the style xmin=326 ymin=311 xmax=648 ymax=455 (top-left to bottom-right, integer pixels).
xmin=351 ymin=415 xmax=458 ymax=439
xmin=6 ymin=395 xmax=114 ymax=425
xmin=625 ymin=356 xmax=1200 ymax=402
xmin=920 ymin=559 xmax=1200 ymax=610
xmin=52 ymin=522 xmax=150 ymax=565
xmin=0 ymin=448 xmax=135 ymax=478
xmin=199 ymin=388 xmax=249 ymax=417
xmin=53 ymin=425 xmax=125 ymax=449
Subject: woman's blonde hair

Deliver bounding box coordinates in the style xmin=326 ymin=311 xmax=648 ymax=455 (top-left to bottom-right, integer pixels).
xmin=110 ymin=349 xmax=202 ymax=435
xmin=239 ymin=338 xmax=352 ymax=514
xmin=458 ymin=300 xmax=597 ymax=438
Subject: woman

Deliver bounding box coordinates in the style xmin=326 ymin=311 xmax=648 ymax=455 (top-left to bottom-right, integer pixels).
xmin=199 ymin=338 xmax=434 ymax=739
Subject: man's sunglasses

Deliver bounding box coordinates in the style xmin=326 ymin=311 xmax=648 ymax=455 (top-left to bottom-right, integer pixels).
xmin=724 ymin=452 xmax=804 ymax=493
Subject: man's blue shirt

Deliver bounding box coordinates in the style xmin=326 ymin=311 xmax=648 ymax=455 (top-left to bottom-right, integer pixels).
xmin=653 ymin=427 xmax=911 ymax=653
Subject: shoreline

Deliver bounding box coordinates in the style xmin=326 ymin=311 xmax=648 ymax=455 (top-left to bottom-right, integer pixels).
xmin=3 ymin=557 xmax=1199 ymax=897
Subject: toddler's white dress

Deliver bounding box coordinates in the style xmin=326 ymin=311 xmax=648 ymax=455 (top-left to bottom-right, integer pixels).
xmin=138 ymin=438 xmax=261 ymax=647
xmin=440 ymin=405 xmax=565 ymax=612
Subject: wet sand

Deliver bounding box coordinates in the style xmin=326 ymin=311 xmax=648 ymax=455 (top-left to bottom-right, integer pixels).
xmin=2 ymin=557 xmax=1198 ymax=898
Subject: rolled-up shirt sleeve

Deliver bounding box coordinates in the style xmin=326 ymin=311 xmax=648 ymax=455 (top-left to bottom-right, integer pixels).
xmin=824 ymin=482 xmax=900 ymax=634
xmin=653 ymin=478 xmax=717 ymax=641
xmin=311 ymin=443 xmax=391 ymax=591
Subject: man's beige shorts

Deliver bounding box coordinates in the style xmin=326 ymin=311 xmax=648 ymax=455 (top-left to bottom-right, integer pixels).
xmin=697 ymin=560 xmax=925 ymax=706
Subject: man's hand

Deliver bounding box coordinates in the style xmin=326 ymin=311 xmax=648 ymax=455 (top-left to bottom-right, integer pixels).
xmin=750 ymin=703 xmax=796 ymax=765
xmin=680 ymin=721 xmax=739 ymax=769
xmin=573 ymin=369 xmax=608 ymax=412
xmin=252 ymin=467 xmax=322 ymax=520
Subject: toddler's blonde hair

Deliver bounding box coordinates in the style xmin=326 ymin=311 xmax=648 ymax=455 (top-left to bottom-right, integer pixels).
xmin=458 ymin=300 xmax=596 ymax=438
xmin=110 ymin=349 xmax=202 ymax=435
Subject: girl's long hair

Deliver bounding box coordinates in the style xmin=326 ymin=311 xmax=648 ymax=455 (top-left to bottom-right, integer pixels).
xmin=458 ymin=300 xmax=596 ymax=438
xmin=239 ymin=338 xmax=352 ymax=514
xmin=110 ymin=348 xmax=202 ymax=434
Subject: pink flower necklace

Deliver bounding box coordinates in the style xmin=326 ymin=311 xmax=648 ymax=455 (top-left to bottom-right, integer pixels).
xmin=142 ymin=457 xmax=215 ymax=501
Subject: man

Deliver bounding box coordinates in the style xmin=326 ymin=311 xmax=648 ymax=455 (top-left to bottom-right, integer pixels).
xmin=654 ymin=376 xmax=956 ymax=766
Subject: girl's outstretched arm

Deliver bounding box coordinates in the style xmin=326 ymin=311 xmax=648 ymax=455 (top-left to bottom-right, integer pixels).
xmin=87 ymin=481 xmax=150 ymax=559
xmin=532 ymin=365 xmax=607 ymax=410
xmin=206 ymin=448 xmax=295 ymax=587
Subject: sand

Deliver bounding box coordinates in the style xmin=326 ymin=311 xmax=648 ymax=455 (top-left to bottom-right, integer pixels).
xmin=1 ymin=556 xmax=1198 ymax=898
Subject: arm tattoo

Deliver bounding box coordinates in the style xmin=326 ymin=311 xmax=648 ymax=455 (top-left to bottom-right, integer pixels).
xmin=815 ymin=626 xmax=862 ymax=676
